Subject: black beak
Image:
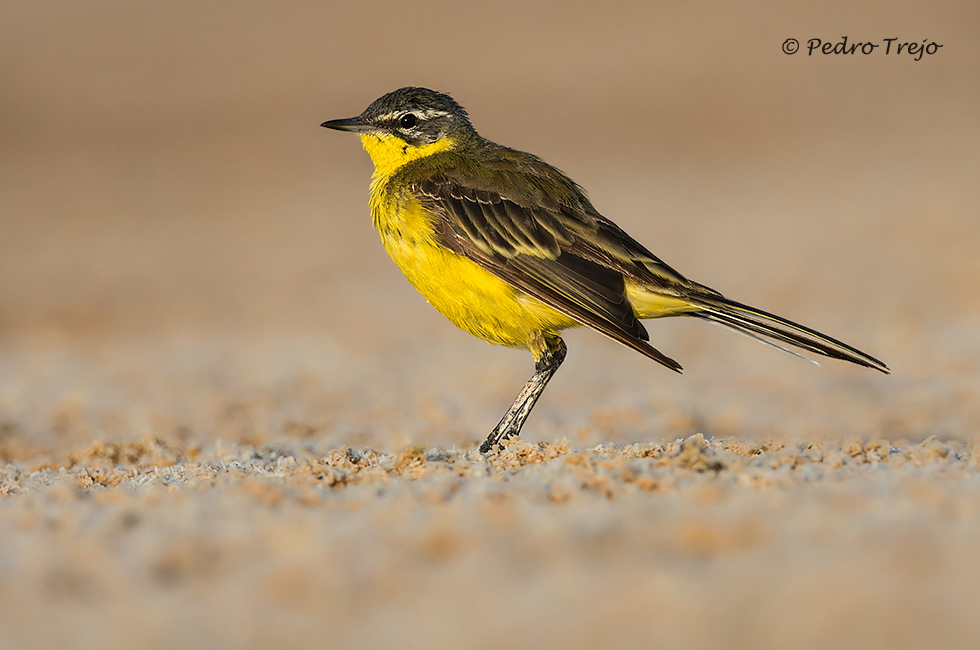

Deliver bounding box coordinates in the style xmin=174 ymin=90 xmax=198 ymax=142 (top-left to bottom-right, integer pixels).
xmin=320 ymin=116 xmax=374 ymax=133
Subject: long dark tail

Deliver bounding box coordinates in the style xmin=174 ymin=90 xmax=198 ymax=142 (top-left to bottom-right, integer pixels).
xmin=689 ymin=296 xmax=890 ymax=374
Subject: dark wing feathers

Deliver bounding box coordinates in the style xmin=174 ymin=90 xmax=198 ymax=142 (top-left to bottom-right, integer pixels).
xmin=500 ymin=200 xmax=561 ymax=256
xmin=415 ymin=170 xmax=684 ymax=371
xmin=438 ymin=184 xmax=569 ymax=258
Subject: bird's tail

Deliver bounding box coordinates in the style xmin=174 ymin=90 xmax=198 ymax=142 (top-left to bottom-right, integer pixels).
xmin=686 ymin=295 xmax=890 ymax=374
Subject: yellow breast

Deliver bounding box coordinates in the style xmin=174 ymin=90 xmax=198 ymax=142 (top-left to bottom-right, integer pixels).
xmin=359 ymin=133 xmax=576 ymax=349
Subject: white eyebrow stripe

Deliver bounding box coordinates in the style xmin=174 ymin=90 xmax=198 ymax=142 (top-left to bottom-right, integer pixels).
xmin=375 ymin=108 xmax=450 ymax=123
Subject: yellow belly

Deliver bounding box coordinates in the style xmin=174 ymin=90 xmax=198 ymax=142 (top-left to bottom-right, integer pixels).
xmin=374 ymin=195 xmax=577 ymax=350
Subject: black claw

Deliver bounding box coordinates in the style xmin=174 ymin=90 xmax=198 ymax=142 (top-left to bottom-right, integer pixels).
xmin=478 ymin=440 xmax=497 ymax=454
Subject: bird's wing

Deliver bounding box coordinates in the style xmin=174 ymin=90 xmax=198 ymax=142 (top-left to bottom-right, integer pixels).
xmin=404 ymin=153 xmax=888 ymax=376
xmin=410 ymin=171 xmax=684 ymax=371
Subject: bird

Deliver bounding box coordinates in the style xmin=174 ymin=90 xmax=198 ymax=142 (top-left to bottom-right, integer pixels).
xmin=321 ymin=87 xmax=888 ymax=453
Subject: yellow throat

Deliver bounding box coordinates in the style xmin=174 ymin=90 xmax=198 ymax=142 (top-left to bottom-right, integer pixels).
xmin=358 ymin=132 xmax=456 ymax=179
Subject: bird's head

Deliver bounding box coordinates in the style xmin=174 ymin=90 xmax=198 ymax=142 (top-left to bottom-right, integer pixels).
xmin=322 ymin=87 xmax=477 ymax=176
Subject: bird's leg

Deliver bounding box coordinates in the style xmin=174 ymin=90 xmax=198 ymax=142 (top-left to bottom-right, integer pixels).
xmin=479 ymin=333 xmax=567 ymax=454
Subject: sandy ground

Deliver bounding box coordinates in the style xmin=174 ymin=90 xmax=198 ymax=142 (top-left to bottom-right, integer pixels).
xmin=2 ymin=0 xmax=980 ymax=648
xmin=2 ymin=435 xmax=979 ymax=649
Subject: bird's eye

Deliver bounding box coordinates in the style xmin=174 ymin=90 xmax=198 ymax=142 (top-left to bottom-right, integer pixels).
xmin=399 ymin=113 xmax=419 ymax=129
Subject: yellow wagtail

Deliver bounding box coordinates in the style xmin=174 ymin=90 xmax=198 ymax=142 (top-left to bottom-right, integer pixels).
xmin=322 ymin=87 xmax=888 ymax=453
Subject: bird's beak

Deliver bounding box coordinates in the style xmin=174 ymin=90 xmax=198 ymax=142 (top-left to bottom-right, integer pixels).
xmin=320 ymin=115 xmax=374 ymax=133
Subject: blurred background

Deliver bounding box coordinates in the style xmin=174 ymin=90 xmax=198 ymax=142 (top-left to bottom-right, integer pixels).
xmin=1 ymin=0 xmax=978 ymax=455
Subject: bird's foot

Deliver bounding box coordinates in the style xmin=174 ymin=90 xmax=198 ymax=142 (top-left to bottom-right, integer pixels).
xmin=479 ymin=420 xmax=515 ymax=454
